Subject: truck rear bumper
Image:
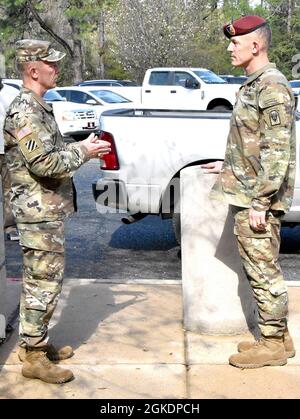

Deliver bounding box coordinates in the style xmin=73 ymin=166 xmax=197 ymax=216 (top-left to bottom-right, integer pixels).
xmin=92 ymin=179 xmax=128 ymax=211
xmin=92 ymin=177 xmax=162 ymax=214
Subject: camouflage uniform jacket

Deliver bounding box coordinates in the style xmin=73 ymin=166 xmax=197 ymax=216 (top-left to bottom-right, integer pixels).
xmin=4 ymin=88 xmax=89 ymax=223
xmin=211 ymin=63 xmax=296 ymax=213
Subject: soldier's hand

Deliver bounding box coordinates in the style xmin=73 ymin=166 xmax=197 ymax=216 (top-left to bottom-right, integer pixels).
xmin=81 ymin=133 xmax=111 ymax=159
xmin=249 ymin=208 xmax=267 ymax=231
xmin=201 ymin=161 xmax=223 ymax=174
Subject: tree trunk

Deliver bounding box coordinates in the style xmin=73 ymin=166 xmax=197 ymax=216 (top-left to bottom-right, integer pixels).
xmin=287 ymin=0 xmax=294 ymax=34
xmin=97 ymin=10 xmax=105 ymax=79
xmin=70 ymin=19 xmax=84 ymax=84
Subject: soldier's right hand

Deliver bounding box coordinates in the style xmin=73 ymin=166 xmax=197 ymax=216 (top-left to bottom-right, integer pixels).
xmin=201 ymin=161 xmax=223 ymax=174
xmin=81 ymin=133 xmax=111 ymax=159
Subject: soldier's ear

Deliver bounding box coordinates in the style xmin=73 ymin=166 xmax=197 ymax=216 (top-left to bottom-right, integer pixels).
xmin=252 ymin=41 xmax=259 ymax=54
xmin=29 ymin=63 xmax=39 ymax=81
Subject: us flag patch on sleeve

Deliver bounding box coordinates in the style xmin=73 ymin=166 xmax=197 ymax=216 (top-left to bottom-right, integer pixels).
xmin=16 ymin=125 xmax=32 ymax=141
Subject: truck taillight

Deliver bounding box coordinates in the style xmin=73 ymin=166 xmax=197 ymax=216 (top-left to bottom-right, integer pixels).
xmin=99 ymin=131 xmax=119 ymax=170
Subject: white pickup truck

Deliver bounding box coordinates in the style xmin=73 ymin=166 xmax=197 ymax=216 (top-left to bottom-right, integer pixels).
xmin=141 ymin=67 xmax=237 ymax=110
xmin=88 ymin=68 xmax=239 ymax=111
xmin=92 ymin=108 xmax=300 ymax=240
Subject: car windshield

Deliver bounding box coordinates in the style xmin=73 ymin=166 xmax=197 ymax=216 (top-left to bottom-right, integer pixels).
xmin=290 ymin=81 xmax=300 ymax=87
xmin=222 ymin=76 xmax=247 ymax=84
xmin=193 ymin=70 xmax=226 ymax=84
xmin=44 ymin=89 xmax=66 ymax=102
xmin=90 ymin=89 xmax=131 ymax=103
xmin=119 ymin=80 xmax=138 ymax=86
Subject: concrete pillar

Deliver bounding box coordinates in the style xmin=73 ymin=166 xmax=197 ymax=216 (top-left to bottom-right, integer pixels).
xmin=0 ymin=179 xmax=6 ymax=340
xmin=181 ymin=166 xmax=256 ymax=335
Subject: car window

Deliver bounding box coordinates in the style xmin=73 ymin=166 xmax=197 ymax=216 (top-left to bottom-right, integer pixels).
xmin=173 ymin=72 xmax=197 ymax=87
xmin=290 ymin=81 xmax=300 ymax=87
xmin=193 ymin=70 xmax=226 ymax=84
xmin=3 ymin=82 xmax=22 ymax=90
xmin=69 ymin=90 xmax=93 ymax=104
xmin=119 ymin=80 xmax=138 ymax=86
xmin=223 ymin=76 xmax=247 ymax=84
xmin=149 ymin=72 xmax=171 ymax=86
xmin=44 ymin=90 xmax=65 ymax=101
xmin=90 ymin=89 xmax=130 ymax=103
xmin=57 ymin=90 xmax=69 ymax=100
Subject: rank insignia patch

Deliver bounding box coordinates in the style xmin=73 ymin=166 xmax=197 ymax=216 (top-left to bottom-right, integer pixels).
xmin=25 ymin=139 xmax=39 ymax=153
xmin=269 ymin=110 xmax=281 ymax=126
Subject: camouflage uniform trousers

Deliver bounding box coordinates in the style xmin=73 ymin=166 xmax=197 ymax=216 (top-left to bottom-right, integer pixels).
xmin=18 ymin=220 xmax=65 ymax=349
xmin=232 ymin=206 xmax=288 ymax=337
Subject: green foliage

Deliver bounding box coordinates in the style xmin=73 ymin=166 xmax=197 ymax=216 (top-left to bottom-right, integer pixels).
xmin=0 ymin=0 xmax=299 ymax=83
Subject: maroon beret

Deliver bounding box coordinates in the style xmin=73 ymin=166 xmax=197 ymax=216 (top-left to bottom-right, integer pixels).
xmin=223 ymin=15 xmax=267 ymax=38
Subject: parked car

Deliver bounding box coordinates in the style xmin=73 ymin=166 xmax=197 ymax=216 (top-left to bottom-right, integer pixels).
xmin=77 ymin=79 xmax=139 ymax=87
xmin=0 ymin=83 xmax=19 ymax=154
xmin=43 ymin=89 xmax=98 ymax=139
xmin=0 ymin=83 xmax=19 ymax=108
xmin=290 ymin=80 xmax=300 ymax=95
xmin=2 ymin=78 xmax=23 ymax=90
xmin=140 ymin=67 xmax=239 ymax=110
xmin=54 ymin=86 xmax=134 ymax=119
xmin=93 ymin=108 xmax=300 ymax=242
xmin=219 ymin=75 xmax=247 ymax=84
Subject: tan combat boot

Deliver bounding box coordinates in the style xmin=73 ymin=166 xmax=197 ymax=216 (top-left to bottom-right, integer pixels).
xmin=22 ymin=350 xmax=74 ymax=384
xmin=19 ymin=343 xmax=74 ymax=362
xmin=237 ymin=329 xmax=296 ymax=358
xmin=229 ymin=336 xmax=287 ymax=369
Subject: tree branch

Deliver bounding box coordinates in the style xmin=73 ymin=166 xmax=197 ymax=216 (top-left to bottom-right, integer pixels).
xmin=25 ymin=0 xmax=74 ymax=57
xmin=203 ymin=2 xmax=218 ymax=21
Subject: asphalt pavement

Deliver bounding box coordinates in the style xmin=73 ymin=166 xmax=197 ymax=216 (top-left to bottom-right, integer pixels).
xmin=5 ymin=159 xmax=181 ymax=281
xmin=2 ymin=159 xmax=300 ymax=400
xmin=4 ymin=159 xmax=300 ymax=282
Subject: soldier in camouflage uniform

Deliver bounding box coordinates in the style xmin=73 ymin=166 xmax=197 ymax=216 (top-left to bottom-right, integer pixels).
xmin=0 ymin=78 xmax=19 ymax=240
xmin=4 ymin=39 xmax=111 ymax=383
xmin=202 ymin=16 xmax=296 ymax=368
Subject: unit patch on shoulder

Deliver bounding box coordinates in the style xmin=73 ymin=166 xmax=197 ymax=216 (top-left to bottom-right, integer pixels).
xmin=18 ymin=132 xmax=44 ymax=163
xmin=25 ymin=139 xmax=39 ymax=152
xmin=269 ymin=109 xmax=281 ymax=126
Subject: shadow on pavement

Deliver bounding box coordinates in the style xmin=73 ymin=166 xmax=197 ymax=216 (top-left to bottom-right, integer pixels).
xmin=109 ymin=215 xmax=178 ymax=251
xmin=50 ymin=283 xmax=147 ymax=352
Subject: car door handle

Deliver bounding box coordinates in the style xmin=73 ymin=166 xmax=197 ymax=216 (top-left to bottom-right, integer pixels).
xmin=170 ymin=90 xmax=177 ymax=93
xmin=145 ymin=90 xmax=151 ymax=93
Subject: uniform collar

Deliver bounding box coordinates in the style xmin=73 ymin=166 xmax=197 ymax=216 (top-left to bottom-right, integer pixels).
xmin=21 ymin=87 xmax=53 ymax=112
xmin=243 ymin=63 xmax=276 ymax=86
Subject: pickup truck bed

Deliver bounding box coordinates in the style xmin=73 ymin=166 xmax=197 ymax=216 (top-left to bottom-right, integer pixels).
xmin=92 ymin=108 xmax=300 ymax=235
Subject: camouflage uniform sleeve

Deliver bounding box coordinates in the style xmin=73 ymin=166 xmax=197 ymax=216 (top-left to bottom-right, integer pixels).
xmin=14 ymin=112 xmax=89 ymax=179
xmin=251 ymin=84 xmax=294 ymax=212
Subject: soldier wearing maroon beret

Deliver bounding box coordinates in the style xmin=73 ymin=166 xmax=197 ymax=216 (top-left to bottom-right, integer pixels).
xmin=223 ymin=15 xmax=268 ymax=38
xmin=202 ymin=16 xmax=296 ymax=369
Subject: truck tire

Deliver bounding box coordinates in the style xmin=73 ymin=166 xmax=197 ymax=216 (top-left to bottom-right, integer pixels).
xmin=211 ymin=105 xmax=230 ymax=111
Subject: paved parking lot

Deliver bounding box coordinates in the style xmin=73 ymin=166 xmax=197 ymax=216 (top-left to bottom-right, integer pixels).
xmin=4 ymin=159 xmax=300 ymax=282
xmin=5 ymin=159 xmax=181 ymax=281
